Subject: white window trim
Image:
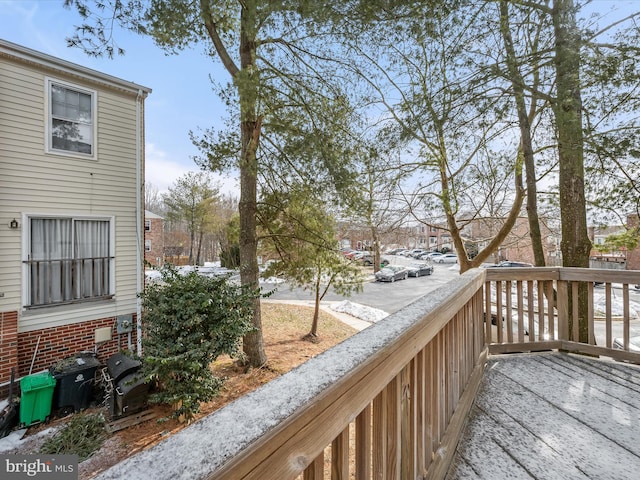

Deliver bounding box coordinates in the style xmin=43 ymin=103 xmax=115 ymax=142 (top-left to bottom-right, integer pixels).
xmin=145 ymin=239 xmax=152 ymax=252
xmin=144 ymin=219 xmax=151 ymax=231
xmin=44 ymin=77 xmax=98 ymax=160
xmin=21 ymin=213 xmax=115 ymax=309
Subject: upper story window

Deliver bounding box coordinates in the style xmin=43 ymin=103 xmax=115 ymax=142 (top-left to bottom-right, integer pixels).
xmin=24 ymin=216 xmax=114 ymax=308
xmin=145 ymin=239 xmax=152 ymax=252
xmin=144 ymin=220 xmax=151 ymax=231
xmin=47 ymin=78 xmax=96 ymax=157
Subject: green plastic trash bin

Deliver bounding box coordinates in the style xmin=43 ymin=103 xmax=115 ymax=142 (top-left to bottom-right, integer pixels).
xmin=19 ymin=372 xmax=56 ymax=427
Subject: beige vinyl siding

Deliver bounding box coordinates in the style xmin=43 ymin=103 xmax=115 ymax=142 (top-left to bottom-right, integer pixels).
xmin=1 ymin=51 xmax=145 ymax=332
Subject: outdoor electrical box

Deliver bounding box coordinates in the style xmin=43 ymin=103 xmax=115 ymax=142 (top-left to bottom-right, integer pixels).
xmin=116 ymin=314 xmax=133 ymax=334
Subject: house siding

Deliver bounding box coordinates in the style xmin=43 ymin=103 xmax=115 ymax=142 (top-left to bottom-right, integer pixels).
xmin=0 ymin=40 xmax=150 ymax=386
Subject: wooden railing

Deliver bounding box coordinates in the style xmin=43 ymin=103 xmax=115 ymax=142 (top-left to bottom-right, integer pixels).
xmin=97 ymin=269 xmax=488 ymax=480
xmin=96 ymin=267 xmax=640 ymax=480
xmin=484 ymin=267 xmax=640 ymax=363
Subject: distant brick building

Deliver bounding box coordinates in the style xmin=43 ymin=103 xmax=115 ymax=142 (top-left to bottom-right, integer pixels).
xmin=144 ymin=210 xmax=164 ymax=267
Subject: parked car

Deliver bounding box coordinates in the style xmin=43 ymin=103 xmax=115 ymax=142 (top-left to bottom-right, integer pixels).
xmin=435 ymin=253 xmax=458 ymax=263
xmin=486 ymin=261 xmax=533 ymax=268
xmin=401 ymin=248 xmax=422 ymax=257
xmin=385 ymin=248 xmax=406 ymax=255
xmin=351 ymin=251 xmax=369 ymax=261
xmin=406 ymin=263 xmax=434 ymax=277
xmin=408 ymin=249 xmax=428 ymax=258
xmin=420 ymin=252 xmax=443 ymax=261
xmin=359 ymin=255 xmax=390 ymax=267
xmin=345 ymin=250 xmax=367 ymax=260
xmin=375 ymin=265 xmax=409 ymax=282
xmin=613 ymin=336 xmax=640 ymax=352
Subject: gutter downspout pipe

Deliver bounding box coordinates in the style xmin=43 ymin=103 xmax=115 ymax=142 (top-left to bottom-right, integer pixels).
xmin=136 ymin=89 xmax=143 ymax=356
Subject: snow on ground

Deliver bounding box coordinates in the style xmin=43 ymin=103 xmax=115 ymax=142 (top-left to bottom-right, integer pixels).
xmin=594 ymin=293 xmax=640 ymax=318
xmin=0 ymin=426 xmax=59 ymax=454
xmin=330 ymin=300 xmax=388 ymax=323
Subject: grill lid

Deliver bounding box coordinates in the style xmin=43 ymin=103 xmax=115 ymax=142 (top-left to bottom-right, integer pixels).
xmin=106 ymin=353 xmax=141 ymax=383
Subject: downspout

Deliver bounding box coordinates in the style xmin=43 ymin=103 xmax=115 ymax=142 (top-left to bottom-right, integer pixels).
xmin=136 ymin=89 xmax=143 ymax=356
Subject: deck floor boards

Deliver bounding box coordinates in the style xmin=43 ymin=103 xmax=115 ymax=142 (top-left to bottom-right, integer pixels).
xmin=447 ymin=353 xmax=640 ymax=480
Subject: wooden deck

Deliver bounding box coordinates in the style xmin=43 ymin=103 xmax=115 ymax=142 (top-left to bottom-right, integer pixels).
xmin=447 ymin=353 xmax=640 ymax=479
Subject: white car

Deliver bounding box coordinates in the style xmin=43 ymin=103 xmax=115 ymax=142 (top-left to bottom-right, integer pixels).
xmin=435 ymin=253 xmax=458 ymax=263
xmin=613 ymin=336 xmax=640 ymax=352
xmin=420 ymin=252 xmax=442 ymax=260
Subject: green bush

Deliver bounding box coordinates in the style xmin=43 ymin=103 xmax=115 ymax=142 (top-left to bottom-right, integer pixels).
xmin=140 ymin=265 xmax=256 ymax=420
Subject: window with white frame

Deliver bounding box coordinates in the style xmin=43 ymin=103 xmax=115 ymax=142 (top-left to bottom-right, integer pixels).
xmin=47 ymin=79 xmax=95 ymax=156
xmin=25 ymin=216 xmax=113 ymax=307
xmin=145 ymin=239 xmax=151 ymax=252
xmin=144 ymin=220 xmax=151 ymax=231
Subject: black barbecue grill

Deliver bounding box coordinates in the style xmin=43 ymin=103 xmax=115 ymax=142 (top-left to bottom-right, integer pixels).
xmin=105 ymin=353 xmax=149 ymax=419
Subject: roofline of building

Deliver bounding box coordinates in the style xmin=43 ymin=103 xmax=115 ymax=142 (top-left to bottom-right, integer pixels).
xmin=0 ymin=38 xmax=152 ymax=96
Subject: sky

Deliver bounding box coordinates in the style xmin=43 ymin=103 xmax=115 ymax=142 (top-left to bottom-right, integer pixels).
xmin=2 ymin=0 xmax=637 ymax=199
xmin=1 ymin=0 xmax=236 ymax=195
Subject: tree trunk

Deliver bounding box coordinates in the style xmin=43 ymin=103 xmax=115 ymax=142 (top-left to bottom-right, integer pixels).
xmin=553 ymin=0 xmax=591 ymax=342
xmin=438 ymin=131 xmax=524 ymax=274
xmin=370 ymin=226 xmax=381 ymax=272
xmin=499 ymin=1 xmax=546 ymax=267
xmin=196 ymin=229 xmax=204 ymax=265
xmin=239 ymin=2 xmax=267 ymax=367
xmin=188 ymin=228 xmax=195 ymax=265
xmin=309 ymin=274 xmax=321 ymax=338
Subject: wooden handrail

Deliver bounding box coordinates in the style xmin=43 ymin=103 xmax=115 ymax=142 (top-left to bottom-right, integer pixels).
xmin=95 ymin=267 xmax=640 ymax=480
xmin=484 ymin=266 xmax=640 ymax=362
xmin=96 ymin=270 xmax=489 ymax=480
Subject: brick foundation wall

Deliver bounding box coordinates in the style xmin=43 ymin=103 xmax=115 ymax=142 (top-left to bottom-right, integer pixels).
xmin=0 ymin=312 xmax=140 ymax=398
xmin=17 ymin=315 xmax=139 ymax=378
xmin=0 ymin=313 xmax=138 ymax=386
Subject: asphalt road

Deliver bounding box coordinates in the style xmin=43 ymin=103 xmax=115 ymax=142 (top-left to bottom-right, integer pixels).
xmin=261 ymin=255 xmax=460 ymax=314
xmin=261 ymin=256 xmax=640 ymax=344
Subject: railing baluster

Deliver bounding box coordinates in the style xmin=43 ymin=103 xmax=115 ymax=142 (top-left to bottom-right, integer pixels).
xmin=496 ymin=281 xmax=503 ymax=343
xmin=425 ymin=342 xmax=434 ymax=468
xmin=546 ymin=281 xmax=555 ymax=340
xmin=505 ymin=280 xmax=513 ymax=343
xmin=373 ymin=388 xmax=386 ymax=478
xmin=606 ymin=283 xmax=612 ymax=348
xmin=557 ymin=281 xmax=569 ymax=341
xmin=415 ymin=350 xmax=426 ymax=476
xmin=401 ymin=363 xmax=415 ymax=480
xmin=571 ymin=282 xmax=579 ymax=342
xmin=484 ymin=282 xmax=492 ymax=343
xmin=387 ymin=377 xmax=401 ymax=480
xmin=330 ymin=426 xmax=349 ymax=480
xmin=303 ymin=451 xmax=324 ymax=480
xmin=537 ymin=280 xmax=545 ymax=341
xmin=588 ymin=282 xmax=595 ymax=345
xmin=355 ymin=405 xmax=371 ymax=480
xmin=517 ymin=281 xmax=524 ymax=343
xmin=527 ymin=280 xmax=535 ymax=343
xmin=623 ymin=284 xmax=630 ymax=350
